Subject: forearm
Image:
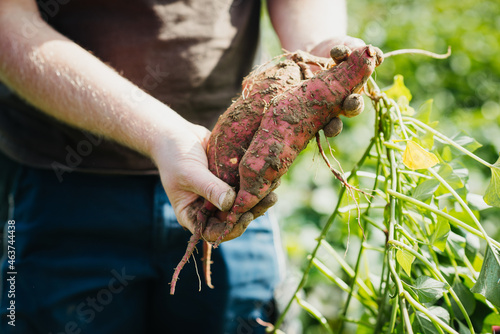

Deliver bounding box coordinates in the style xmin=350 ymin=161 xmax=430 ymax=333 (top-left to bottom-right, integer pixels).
xmin=267 ymin=0 xmax=347 ymax=52
xmin=0 ymin=3 xmax=190 ymax=159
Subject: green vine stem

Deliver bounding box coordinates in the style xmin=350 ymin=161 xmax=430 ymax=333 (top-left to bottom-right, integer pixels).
xmin=387 ymin=189 xmax=500 ymax=249
xmin=403 ymin=291 xmax=458 ymax=334
xmin=384 ymin=46 xmax=452 ymax=59
xmin=295 ymin=296 xmax=334 ymax=334
xmin=388 ymin=240 xmax=475 ymax=332
xmin=274 ymin=68 xmax=497 ymax=333
xmin=272 ymin=139 xmax=376 ymax=332
xmin=386 ymin=293 xmax=399 ymax=334
xmin=372 ymin=75 xmax=475 ymax=333
xmin=339 ymin=91 xmax=390 ymax=333
xmin=402 ymin=116 xmax=494 ymax=168
xmin=312 ymin=258 xmax=378 ymax=316
xmin=428 ymin=168 xmax=500 ymax=267
xmin=320 ymin=240 xmax=376 ymax=299
xmin=387 ymin=146 xmax=414 ymax=334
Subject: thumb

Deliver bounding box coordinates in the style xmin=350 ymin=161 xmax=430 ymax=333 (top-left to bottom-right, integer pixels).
xmin=188 ymin=168 xmax=236 ymax=212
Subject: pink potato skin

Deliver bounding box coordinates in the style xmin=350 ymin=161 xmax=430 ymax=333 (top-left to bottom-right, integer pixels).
xmin=202 ymin=52 xmax=333 ymax=226
xmin=226 ymin=45 xmax=381 ymax=225
xmin=206 ymin=59 xmax=303 ymax=188
xmin=171 ymin=58 xmax=306 ymax=294
xmin=198 ymin=55 xmax=315 ymax=228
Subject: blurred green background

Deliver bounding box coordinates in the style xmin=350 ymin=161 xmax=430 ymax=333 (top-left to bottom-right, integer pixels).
xmin=260 ymin=0 xmax=500 ymax=333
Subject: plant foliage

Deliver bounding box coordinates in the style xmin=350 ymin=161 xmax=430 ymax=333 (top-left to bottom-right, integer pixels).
xmin=272 ymin=76 xmax=500 ymax=334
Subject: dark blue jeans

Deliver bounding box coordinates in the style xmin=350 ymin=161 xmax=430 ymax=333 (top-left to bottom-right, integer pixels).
xmin=0 ymin=166 xmax=282 ymax=334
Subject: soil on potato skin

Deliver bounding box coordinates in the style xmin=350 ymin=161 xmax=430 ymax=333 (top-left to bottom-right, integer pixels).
xmin=172 ymin=50 xmax=372 ymax=292
xmin=206 ymin=52 xmax=335 ymax=192
xmin=236 ymin=46 xmax=378 ymax=212
xmin=206 ymin=56 xmax=303 ymax=190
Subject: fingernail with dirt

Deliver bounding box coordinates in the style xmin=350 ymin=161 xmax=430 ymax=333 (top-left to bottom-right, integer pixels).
xmin=218 ymin=189 xmax=236 ymax=212
xmin=239 ymin=212 xmax=254 ymax=229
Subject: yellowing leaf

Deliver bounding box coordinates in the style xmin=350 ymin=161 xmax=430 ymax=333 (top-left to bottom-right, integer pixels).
xmin=396 ymin=248 xmax=415 ymax=276
xmin=383 ymin=75 xmax=412 ymax=102
xmin=484 ymin=156 xmax=500 ymax=208
xmin=403 ymin=141 xmax=440 ymax=170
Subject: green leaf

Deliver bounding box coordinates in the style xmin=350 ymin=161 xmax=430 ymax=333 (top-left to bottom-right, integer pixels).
xmin=450 ymin=131 xmax=483 ymax=155
xmin=415 ymin=313 xmax=439 ymax=334
xmin=396 ymin=95 xmax=415 ymax=115
xmin=471 ymin=246 xmax=500 ymax=308
xmin=414 ymin=276 xmax=448 ymax=304
xmin=450 ymin=280 xmax=476 ymax=320
xmin=437 ymin=162 xmax=468 ymax=193
xmin=420 ymin=128 xmax=435 ymax=150
xmin=456 ymin=320 xmax=472 ymax=334
xmin=472 ymin=252 xmax=484 ymax=272
xmin=447 ymin=231 xmax=466 ymax=260
xmin=484 ymin=156 xmax=500 ymax=208
xmin=467 ymin=193 xmax=491 ymax=211
xmin=430 ymin=217 xmax=450 ymax=252
xmin=415 ymin=306 xmax=450 ymax=334
xmin=355 ymin=313 xmax=375 ymax=334
xmin=448 ymin=207 xmax=479 ymax=229
xmin=441 ymin=146 xmax=453 ymax=162
xmin=437 ymin=132 xmax=481 ymax=162
xmin=465 ymin=233 xmax=480 ymax=262
xmin=483 ymin=313 xmax=500 ymax=333
xmin=383 ymin=74 xmax=412 ymax=102
xmin=413 ymin=179 xmax=440 ymax=202
xmin=396 ymin=246 xmax=416 ymax=276
xmin=415 ymin=99 xmax=433 ymax=124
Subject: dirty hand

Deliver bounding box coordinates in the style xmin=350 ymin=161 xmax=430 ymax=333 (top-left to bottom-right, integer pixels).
xmin=309 ymin=35 xmax=366 ymax=59
xmin=153 ymin=121 xmax=277 ymax=242
xmin=310 ymin=37 xmax=367 ymax=138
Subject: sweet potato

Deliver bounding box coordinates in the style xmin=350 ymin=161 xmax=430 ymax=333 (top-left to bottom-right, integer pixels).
xmin=216 ymin=45 xmax=383 ymax=243
xmin=201 ymin=51 xmax=333 ymax=224
xmin=169 ymin=52 xmax=332 ymax=294
xmin=198 ymin=57 xmax=304 ymax=221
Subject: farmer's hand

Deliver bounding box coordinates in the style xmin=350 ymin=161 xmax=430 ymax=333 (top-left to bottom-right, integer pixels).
xmin=309 ymin=36 xmax=366 ymax=59
xmin=151 ymin=121 xmax=232 ymax=236
xmin=152 ymin=121 xmax=277 ymax=242
xmin=310 ymin=37 xmax=366 ymax=138
xmin=202 ymin=187 xmax=279 ymax=243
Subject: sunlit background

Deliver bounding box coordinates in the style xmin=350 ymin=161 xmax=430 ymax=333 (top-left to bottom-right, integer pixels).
xmin=260 ymin=0 xmax=500 ymax=332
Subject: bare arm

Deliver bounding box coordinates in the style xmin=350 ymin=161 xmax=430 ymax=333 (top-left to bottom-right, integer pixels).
xmin=0 ymin=0 xmax=180 ymax=157
xmin=0 ymin=0 xmax=235 ymax=233
xmin=267 ymin=0 xmax=364 ymax=57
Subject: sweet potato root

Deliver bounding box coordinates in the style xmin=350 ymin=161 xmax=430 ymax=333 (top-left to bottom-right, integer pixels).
xmin=170 ymin=45 xmax=384 ymax=293
xmin=169 ymin=52 xmax=332 ymax=294
xmin=203 ymin=52 xmax=333 ymax=221
xmin=217 ymin=45 xmax=383 ymax=243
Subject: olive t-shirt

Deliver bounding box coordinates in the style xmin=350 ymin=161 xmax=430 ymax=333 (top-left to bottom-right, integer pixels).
xmin=0 ymin=0 xmax=261 ymax=175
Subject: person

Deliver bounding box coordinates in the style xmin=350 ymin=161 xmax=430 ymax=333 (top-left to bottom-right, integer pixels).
xmin=0 ymin=0 xmax=363 ymax=333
